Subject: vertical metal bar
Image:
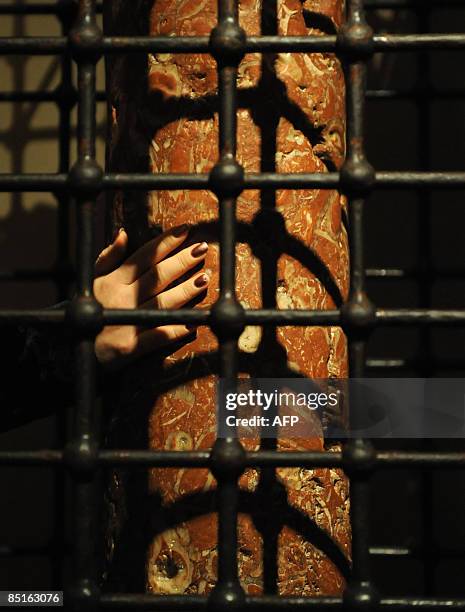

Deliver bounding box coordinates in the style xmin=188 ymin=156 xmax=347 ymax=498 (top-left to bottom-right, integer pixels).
xmin=210 ymin=0 xmax=245 ymax=606
xmin=75 ymin=15 xmax=97 ymax=296
xmin=217 ymin=0 xmax=239 ymax=586
xmin=67 ymin=0 xmax=102 ymax=608
xmin=341 ymin=0 xmax=376 ymax=603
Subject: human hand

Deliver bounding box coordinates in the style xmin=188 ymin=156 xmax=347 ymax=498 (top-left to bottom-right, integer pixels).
xmin=93 ymin=225 xmax=209 ymax=372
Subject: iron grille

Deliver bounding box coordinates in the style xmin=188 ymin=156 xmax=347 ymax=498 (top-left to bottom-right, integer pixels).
xmin=0 ymin=0 xmax=465 ymax=609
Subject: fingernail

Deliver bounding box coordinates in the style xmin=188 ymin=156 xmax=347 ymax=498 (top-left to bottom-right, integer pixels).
xmin=172 ymin=224 xmax=189 ymax=236
xmin=194 ymin=273 xmax=209 ymax=287
xmin=191 ymin=242 xmax=208 ymax=257
xmin=118 ymin=226 xmax=125 ymax=234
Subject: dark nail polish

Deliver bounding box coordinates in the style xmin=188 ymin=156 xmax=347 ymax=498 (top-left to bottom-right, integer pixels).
xmin=191 ymin=242 xmax=208 ymax=257
xmin=194 ymin=273 xmax=209 ymax=287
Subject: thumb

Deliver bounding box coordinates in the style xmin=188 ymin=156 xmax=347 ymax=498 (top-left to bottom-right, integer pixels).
xmin=94 ymin=228 xmax=128 ymax=277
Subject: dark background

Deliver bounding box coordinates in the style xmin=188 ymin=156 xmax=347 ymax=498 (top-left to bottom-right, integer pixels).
xmin=0 ymin=0 xmax=464 ymax=597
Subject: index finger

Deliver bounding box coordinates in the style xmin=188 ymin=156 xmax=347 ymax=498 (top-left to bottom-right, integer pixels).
xmin=115 ymin=224 xmax=190 ymax=284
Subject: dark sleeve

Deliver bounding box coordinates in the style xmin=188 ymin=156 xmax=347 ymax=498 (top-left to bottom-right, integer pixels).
xmin=0 ymin=300 xmax=107 ymax=433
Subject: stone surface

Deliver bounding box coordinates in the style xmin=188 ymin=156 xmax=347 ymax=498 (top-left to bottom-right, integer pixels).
xmin=102 ymin=0 xmax=350 ymax=597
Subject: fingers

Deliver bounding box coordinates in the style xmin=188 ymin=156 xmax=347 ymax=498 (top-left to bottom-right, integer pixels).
xmin=143 ymin=270 xmax=210 ymax=310
xmin=115 ymin=224 xmax=190 ymax=284
xmin=96 ymin=324 xmax=195 ymax=371
xmin=94 ymin=228 xmax=128 ymax=277
xmin=133 ymin=241 xmax=209 ymax=305
xmin=135 ymin=324 xmax=196 ymax=358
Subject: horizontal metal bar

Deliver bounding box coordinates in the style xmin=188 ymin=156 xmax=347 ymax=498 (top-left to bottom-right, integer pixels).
xmin=1 ymin=450 xmax=464 ymax=469
xmin=380 ymin=601 xmax=465 ymax=611
xmin=376 ymin=172 xmax=465 ymax=188
xmin=375 ymin=34 xmax=465 ymax=50
xmin=99 ymin=450 xmax=210 ymax=467
xmin=2 ymin=172 xmax=465 ymax=192
xmin=367 ymin=358 xmax=465 ymax=369
xmin=100 ymin=594 xmax=208 ymax=610
xmin=1 ymin=34 xmax=465 ymax=56
xmin=0 ymin=308 xmax=330 ymax=327
xmin=367 ymin=268 xmax=408 ymax=279
xmin=0 ymin=174 xmax=67 ymax=191
xmin=99 ymin=594 xmax=465 ymax=610
xmin=367 ymin=89 xmax=465 ymax=101
xmin=0 ymin=307 xmax=339 ymax=327
xmin=366 ymin=359 xmax=409 ymax=369
xmin=246 ymin=598 xmax=465 ymax=610
xmin=377 ymin=452 xmax=465 ymax=468
xmin=1 ymin=308 xmax=465 ymax=327
xmin=370 ymin=546 xmax=465 ymax=560
xmin=367 ymin=267 xmax=465 ymax=279
xmin=370 ymin=547 xmax=411 ymax=557
xmin=0 ymin=310 xmax=66 ymax=325
xmin=98 ymin=308 xmax=341 ymax=327
xmin=0 ymin=451 xmax=63 ymax=466
xmin=247 ymin=171 xmax=465 ymax=189
xmin=376 ymin=309 xmax=465 ymax=326
xmin=104 ymin=173 xmax=210 ymax=190
xmin=0 ymin=38 xmax=67 ymax=54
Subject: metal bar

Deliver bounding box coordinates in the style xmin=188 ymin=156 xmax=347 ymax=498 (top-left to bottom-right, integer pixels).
xmin=96 ymin=594 xmax=465 ymax=609
xmin=66 ymin=0 xmax=101 ymax=608
xmin=374 ymin=34 xmax=465 ymax=50
xmin=208 ymin=0 xmax=245 ymax=606
xmin=375 ymin=310 xmax=465 ymax=325
xmin=1 ymin=449 xmax=465 ymax=469
xmin=2 ymin=33 xmax=465 ymax=55
xmin=3 ymin=171 xmax=465 ymax=192
xmin=367 ymin=267 xmax=465 ymax=279
xmin=1 ymin=307 xmax=465 ymax=328
xmin=366 ymin=89 xmax=465 ymax=101
xmin=342 ymin=0 xmax=375 ymax=600
xmin=367 ymin=358 xmax=465 ymax=369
